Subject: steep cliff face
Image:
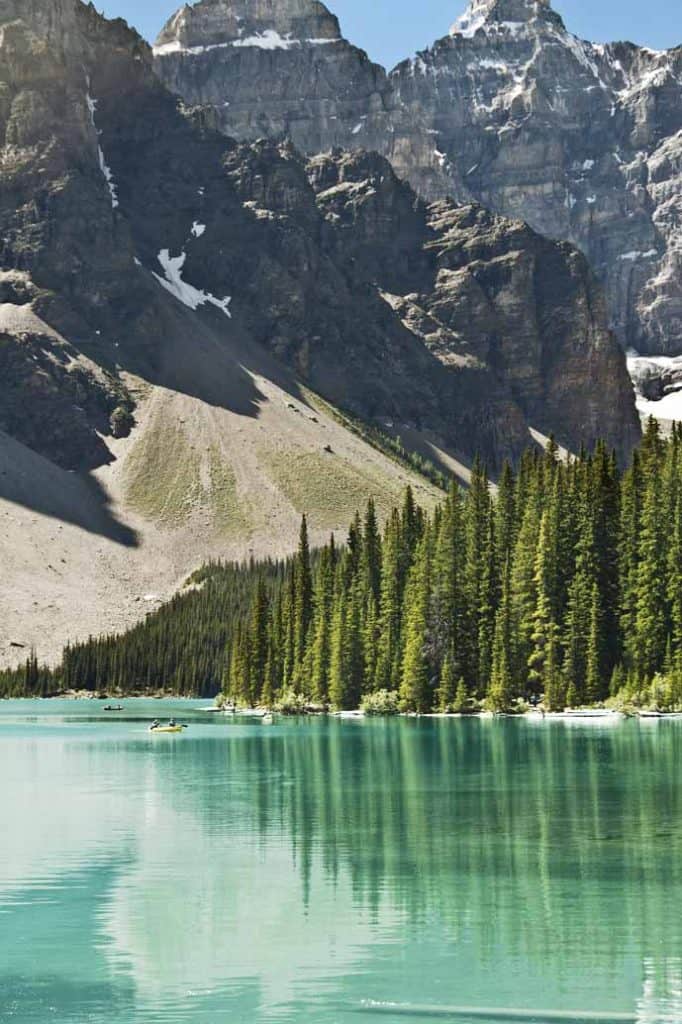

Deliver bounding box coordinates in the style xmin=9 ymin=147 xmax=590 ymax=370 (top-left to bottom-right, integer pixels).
xmin=153 ymin=0 xmax=454 ymax=198
xmin=154 ymin=0 xmax=682 ymax=356
xmin=0 ymin=0 xmax=638 ymax=475
xmin=391 ymin=0 xmax=682 ymax=356
xmin=306 ymin=150 xmax=637 ymax=453
xmin=0 ymin=0 xmax=148 ymax=467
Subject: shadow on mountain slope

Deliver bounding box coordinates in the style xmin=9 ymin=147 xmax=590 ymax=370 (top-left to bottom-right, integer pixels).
xmin=0 ymin=432 xmax=138 ymax=548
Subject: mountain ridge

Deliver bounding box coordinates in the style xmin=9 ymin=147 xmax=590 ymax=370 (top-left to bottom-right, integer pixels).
xmin=153 ymin=0 xmax=682 ymax=357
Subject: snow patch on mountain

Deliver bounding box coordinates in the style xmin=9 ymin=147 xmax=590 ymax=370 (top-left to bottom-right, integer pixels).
xmin=86 ymin=88 xmax=119 ymax=209
xmin=154 ymin=31 xmax=336 ymax=56
xmin=153 ymin=251 xmax=232 ymax=318
xmin=627 ymin=353 xmax=682 ymax=423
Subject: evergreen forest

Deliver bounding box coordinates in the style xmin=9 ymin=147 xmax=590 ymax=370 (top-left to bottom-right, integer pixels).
xmin=3 ymin=421 xmax=682 ymax=713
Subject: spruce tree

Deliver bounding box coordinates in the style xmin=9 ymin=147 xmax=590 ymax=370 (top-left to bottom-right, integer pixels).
xmin=489 ymin=557 xmax=515 ymax=712
xmin=374 ymin=511 xmax=403 ymax=691
xmin=247 ymin=576 xmax=270 ymax=705
xmin=293 ymin=515 xmax=313 ymax=673
xmin=436 ymin=652 xmax=457 ymax=712
xmin=362 ymin=498 xmax=382 ymax=607
xmin=635 ymin=464 xmax=668 ymax=680
xmin=399 ymin=535 xmax=433 ymax=713
xmin=528 ymin=511 xmax=562 ymax=703
xmin=309 ymin=542 xmax=335 ymax=704
xmin=465 ymin=458 xmax=495 ymax=693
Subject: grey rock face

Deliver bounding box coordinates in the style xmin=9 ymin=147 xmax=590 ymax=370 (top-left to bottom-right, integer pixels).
xmin=392 ymin=3 xmax=682 ymax=356
xmin=0 ymin=0 xmax=146 ymax=468
xmin=0 ymin=0 xmax=639 ymax=474
xmin=154 ymin=0 xmax=682 ymax=355
xmin=156 ymin=0 xmax=341 ymax=50
xmin=153 ymin=0 xmax=453 ymax=198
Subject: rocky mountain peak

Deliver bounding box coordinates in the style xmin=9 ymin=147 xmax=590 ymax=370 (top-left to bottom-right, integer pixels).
xmin=450 ymin=0 xmax=563 ymax=37
xmin=155 ymin=0 xmax=341 ymax=54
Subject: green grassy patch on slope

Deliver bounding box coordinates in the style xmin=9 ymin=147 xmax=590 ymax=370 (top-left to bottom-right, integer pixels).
xmin=207 ymin=447 xmax=256 ymax=538
xmin=259 ymin=446 xmax=428 ymax=530
xmin=125 ymin=414 xmax=204 ymax=526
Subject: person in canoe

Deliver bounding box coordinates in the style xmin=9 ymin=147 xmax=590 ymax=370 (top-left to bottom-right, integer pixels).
xmin=149 ymin=719 xmax=185 ymax=733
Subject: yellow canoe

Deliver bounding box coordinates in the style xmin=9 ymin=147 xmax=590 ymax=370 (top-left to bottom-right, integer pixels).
xmin=149 ymin=725 xmax=184 ymax=734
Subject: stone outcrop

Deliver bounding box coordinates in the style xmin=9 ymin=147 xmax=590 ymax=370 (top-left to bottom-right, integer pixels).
xmin=0 ymin=0 xmax=639 ymax=476
xmin=154 ymin=0 xmax=682 ymax=356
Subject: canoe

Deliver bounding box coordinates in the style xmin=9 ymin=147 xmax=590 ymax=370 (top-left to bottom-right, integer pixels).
xmin=149 ymin=725 xmax=184 ymax=734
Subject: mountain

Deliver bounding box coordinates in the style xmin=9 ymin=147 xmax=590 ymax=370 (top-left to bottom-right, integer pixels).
xmin=154 ymin=0 xmax=682 ymax=358
xmin=0 ymin=0 xmax=637 ymax=664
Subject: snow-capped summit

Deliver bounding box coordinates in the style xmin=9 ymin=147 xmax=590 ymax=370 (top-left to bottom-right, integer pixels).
xmin=450 ymin=0 xmax=562 ymax=37
xmin=154 ymin=0 xmax=341 ymax=55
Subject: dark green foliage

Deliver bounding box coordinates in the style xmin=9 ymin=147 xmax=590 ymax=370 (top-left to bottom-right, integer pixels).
xmin=3 ymin=425 xmax=682 ymax=709
xmin=322 ymin=404 xmax=450 ymax=491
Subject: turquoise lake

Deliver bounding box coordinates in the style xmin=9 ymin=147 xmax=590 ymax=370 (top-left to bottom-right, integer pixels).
xmin=1 ymin=701 xmax=681 ymax=1023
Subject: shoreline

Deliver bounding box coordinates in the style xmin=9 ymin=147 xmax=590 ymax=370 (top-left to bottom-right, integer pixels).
xmin=3 ymin=695 xmax=681 ymax=721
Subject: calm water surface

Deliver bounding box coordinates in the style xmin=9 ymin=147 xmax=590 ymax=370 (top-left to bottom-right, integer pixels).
xmin=0 ymin=701 xmax=681 ymax=1023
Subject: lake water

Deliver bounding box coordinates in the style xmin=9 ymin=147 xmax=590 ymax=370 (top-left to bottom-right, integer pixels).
xmin=0 ymin=701 xmax=681 ymax=1024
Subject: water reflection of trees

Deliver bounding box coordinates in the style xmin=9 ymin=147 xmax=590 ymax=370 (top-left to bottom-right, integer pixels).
xmin=189 ymin=720 xmax=682 ymax=983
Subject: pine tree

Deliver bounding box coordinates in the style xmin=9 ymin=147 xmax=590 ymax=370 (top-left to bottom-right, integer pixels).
xmin=528 ymin=511 xmax=562 ymax=703
xmin=511 ymin=481 xmax=542 ymax=694
xmin=328 ymin=567 xmax=364 ymax=709
xmin=635 ymin=463 xmax=668 ymax=680
xmin=564 ymin=513 xmax=596 ymax=706
xmin=328 ymin=580 xmax=348 ymax=709
xmin=362 ymin=498 xmax=382 ymax=607
xmin=494 ymin=461 xmax=516 ymax=570
xmin=247 ymin=576 xmax=270 ymax=705
xmin=436 ymin=652 xmax=457 ymax=712
xmin=489 ymin=557 xmax=514 ymax=712
xmin=428 ymin=484 xmax=465 ymax=683
xmin=374 ymin=511 xmax=403 ymax=692
xmin=309 ymin=542 xmax=335 ymax=705
xmin=619 ymin=451 xmax=642 ymax=672
xmin=293 ymin=515 xmax=313 ymax=673
xmin=668 ymin=489 xmax=682 ymax=660
xmin=465 ymin=458 xmax=495 ymax=693
xmin=282 ymin=571 xmax=296 ymax=688
xmin=399 ymin=535 xmax=433 ymax=713
xmin=585 ymin=582 xmax=606 ymax=704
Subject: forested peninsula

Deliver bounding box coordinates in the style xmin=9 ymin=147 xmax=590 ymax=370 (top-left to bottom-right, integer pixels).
xmin=3 ymin=420 xmax=682 ymax=714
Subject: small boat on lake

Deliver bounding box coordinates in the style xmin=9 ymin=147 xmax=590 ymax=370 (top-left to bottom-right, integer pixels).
xmin=103 ymin=705 xmax=124 ymax=712
xmin=149 ymin=722 xmax=186 ymax=734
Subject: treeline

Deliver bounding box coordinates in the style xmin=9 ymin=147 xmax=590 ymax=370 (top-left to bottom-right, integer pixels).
xmin=0 ymin=651 xmax=53 ymax=698
xmin=0 ymin=561 xmax=293 ymax=698
xmin=3 ymin=421 xmax=682 ymax=710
